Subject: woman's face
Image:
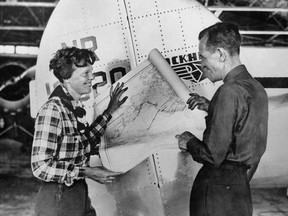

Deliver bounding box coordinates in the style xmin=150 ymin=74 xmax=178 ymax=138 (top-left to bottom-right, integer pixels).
xmin=66 ymin=64 xmax=94 ymax=99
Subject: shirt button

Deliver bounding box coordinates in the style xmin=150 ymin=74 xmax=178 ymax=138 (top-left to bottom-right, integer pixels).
xmin=226 ymin=186 xmax=230 ymax=190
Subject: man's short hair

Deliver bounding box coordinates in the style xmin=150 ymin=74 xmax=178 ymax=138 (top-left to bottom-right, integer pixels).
xmin=49 ymin=47 xmax=96 ymax=83
xmin=198 ymin=22 xmax=241 ymax=56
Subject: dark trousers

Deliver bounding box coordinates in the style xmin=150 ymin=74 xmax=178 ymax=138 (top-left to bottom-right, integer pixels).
xmin=34 ymin=179 xmax=96 ymax=216
xmin=190 ymin=161 xmax=252 ymax=216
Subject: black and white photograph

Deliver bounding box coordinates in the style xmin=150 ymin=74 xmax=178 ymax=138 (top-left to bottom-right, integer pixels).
xmin=0 ymin=0 xmax=288 ymax=215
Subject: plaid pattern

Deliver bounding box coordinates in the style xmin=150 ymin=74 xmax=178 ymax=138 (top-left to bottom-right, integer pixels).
xmin=31 ymin=95 xmax=109 ymax=186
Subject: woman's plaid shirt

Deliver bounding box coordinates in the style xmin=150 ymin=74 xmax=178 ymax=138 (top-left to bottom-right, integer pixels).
xmin=31 ymin=96 xmax=110 ymax=186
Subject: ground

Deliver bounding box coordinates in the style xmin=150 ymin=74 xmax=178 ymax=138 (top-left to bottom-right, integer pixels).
xmin=1 ymin=176 xmax=288 ymax=216
xmin=0 ymin=138 xmax=288 ymax=216
xmin=0 ymin=175 xmax=39 ymax=216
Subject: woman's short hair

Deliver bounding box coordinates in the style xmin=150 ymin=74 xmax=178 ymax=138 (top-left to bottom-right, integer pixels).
xmin=198 ymin=22 xmax=241 ymax=56
xmin=49 ymin=47 xmax=96 ymax=82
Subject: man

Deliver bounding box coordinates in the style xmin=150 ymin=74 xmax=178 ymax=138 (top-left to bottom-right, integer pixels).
xmin=176 ymin=22 xmax=268 ymax=216
xmin=31 ymin=47 xmax=128 ymax=216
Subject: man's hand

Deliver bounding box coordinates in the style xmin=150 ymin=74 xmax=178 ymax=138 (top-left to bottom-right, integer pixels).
xmin=247 ymin=163 xmax=259 ymax=182
xmin=187 ymin=93 xmax=209 ymax=112
xmin=104 ymin=82 xmax=128 ymax=115
xmin=175 ymin=131 xmax=194 ymax=151
xmin=85 ymin=166 xmax=123 ymax=184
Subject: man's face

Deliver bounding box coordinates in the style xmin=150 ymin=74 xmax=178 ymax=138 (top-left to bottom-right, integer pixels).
xmin=199 ymin=38 xmax=222 ymax=82
xmin=67 ymin=64 xmax=94 ymax=97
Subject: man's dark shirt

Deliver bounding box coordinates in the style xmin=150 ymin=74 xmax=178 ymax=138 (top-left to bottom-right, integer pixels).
xmin=187 ymin=65 xmax=268 ymax=167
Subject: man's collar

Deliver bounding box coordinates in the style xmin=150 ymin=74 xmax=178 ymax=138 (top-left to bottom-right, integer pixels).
xmin=223 ymin=65 xmax=248 ymax=83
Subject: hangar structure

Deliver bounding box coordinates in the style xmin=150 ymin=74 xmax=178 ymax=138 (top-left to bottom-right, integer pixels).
xmin=0 ymin=0 xmax=56 ymax=149
xmin=1 ymin=0 xmax=288 ymax=52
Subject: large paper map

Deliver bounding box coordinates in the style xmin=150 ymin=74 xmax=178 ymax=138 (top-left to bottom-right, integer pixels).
xmin=95 ymin=49 xmax=207 ymax=172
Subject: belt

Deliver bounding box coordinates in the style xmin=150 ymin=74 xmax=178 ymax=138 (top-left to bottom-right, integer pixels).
xmin=221 ymin=160 xmax=250 ymax=170
xmin=44 ymin=178 xmax=85 ymax=190
xmin=204 ymin=160 xmax=249 ymax=172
